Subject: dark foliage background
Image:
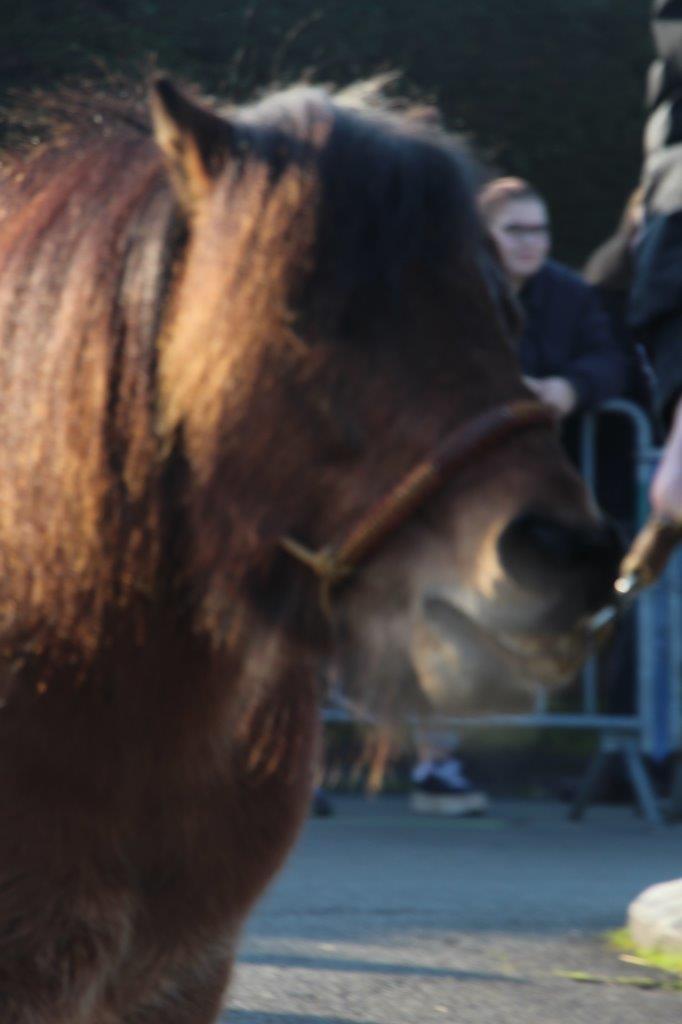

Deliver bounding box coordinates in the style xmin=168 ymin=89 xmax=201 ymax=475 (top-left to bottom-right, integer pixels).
xmin=3 ymin=0 xmax=651 ymax=263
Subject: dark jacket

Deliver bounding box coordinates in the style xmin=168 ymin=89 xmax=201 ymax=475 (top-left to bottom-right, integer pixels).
xmin=583 ymin=231 xmax=658 ymax=415
xmin=518 ymin=259 xmax=627 ymax=410
xmin=628 ymin=0 xmax=682 ymax=426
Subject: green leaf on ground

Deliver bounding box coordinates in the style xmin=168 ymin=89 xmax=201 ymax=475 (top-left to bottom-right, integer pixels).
xmin=554 ymin=969 xmax=682 ymax=992
xmin=607 ymin=928 xmax=682 ymax=977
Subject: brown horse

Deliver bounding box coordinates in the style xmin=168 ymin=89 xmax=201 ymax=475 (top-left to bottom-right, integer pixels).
xmin=0 ymin=78 xmax=618 ymax=1022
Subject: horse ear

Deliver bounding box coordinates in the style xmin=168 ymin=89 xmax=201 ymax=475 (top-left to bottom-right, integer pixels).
xmin=150 ymin=77 xmax=234 ymax=213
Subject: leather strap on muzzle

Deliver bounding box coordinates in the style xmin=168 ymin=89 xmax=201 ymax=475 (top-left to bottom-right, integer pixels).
xmin=280 ymin=399 xmax=556 ymax=610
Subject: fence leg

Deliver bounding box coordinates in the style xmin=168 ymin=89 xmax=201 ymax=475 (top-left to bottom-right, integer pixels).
xmin=622 ymin=743 xmax=664 ymax=826
xmin=568 ymin=748 xmax=611 ymax=820
xmin=666 ymin=753 xmax=682 ymax=821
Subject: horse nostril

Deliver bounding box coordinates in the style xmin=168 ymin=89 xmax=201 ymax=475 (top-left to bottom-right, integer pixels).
xmin=497 ymin=511 xmax=623 ymax=612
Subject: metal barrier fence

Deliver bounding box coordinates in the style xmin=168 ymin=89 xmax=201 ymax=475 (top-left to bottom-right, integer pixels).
xmin=431 ymin=399 xmax=682 ymax=823
xmin=324 ymin=399 xmax=682 ymax=824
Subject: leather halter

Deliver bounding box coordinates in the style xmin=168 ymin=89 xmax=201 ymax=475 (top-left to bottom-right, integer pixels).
xmin=280 ymin=398 xmax=556 ymax=609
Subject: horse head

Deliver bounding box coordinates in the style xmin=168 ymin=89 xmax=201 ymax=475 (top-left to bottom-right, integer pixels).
xmin=150 ymin=79 xmax=619 ymax=716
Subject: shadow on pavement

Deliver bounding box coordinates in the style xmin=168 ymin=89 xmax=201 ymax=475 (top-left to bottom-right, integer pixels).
xmin=226 ymin=1015 xmax=378 ymax=1024
xmin=239 ymin=951 xmax=528 ymax=983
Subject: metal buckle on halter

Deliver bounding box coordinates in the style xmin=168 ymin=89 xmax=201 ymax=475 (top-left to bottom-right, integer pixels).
xmin=278 ymin=536 xmax=352 ymax=587
xmin=278 ymin=536 xmax=353 ymax=616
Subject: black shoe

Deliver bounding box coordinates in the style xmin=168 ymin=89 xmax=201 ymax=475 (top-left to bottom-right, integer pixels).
xmin=410 ymin=758 xmax=489 ymax=817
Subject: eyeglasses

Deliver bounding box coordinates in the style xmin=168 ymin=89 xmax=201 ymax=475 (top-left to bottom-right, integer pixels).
xmin=501 ymin=224 xmax=550 ymax=238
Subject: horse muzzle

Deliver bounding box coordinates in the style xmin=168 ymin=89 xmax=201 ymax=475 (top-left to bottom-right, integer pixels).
xmin=496 ymin=509 xmax=623 ymax=632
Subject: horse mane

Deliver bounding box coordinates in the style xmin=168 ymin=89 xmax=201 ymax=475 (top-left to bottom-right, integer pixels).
xmin=0 ymin=79 xmax=484 ymax=670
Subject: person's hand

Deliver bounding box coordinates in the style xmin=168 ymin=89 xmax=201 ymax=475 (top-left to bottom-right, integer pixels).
xmin=522 ymin=375 xmax=578 ymax=416
xmin=650 ymin=396 xmax=682 ymax=522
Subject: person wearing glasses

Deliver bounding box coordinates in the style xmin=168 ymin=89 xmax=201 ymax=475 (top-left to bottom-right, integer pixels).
xmin=479 ymin=177 xmax=627 ymax=416
xmin=409 ymin=179 xmax=628 ymax=817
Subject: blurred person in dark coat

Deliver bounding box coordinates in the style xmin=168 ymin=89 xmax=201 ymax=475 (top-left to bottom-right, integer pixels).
xmin=630 ymin=0 xmax=682 ymax=430
xmin=479 ymin=177 xmax=627 ymax=415
xmin=482 ymin=178 xmax=637 ymax=739
xmin=583 ymin=188 xmax=657 ymax=416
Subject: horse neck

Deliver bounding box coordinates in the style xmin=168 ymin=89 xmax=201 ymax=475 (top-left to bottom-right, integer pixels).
xmin=129 ymin=594 xmax=320 ymax=772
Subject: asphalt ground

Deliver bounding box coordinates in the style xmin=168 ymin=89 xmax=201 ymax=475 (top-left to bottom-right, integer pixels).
xmin=219 ymin=795 xmax=682 ymax=1024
